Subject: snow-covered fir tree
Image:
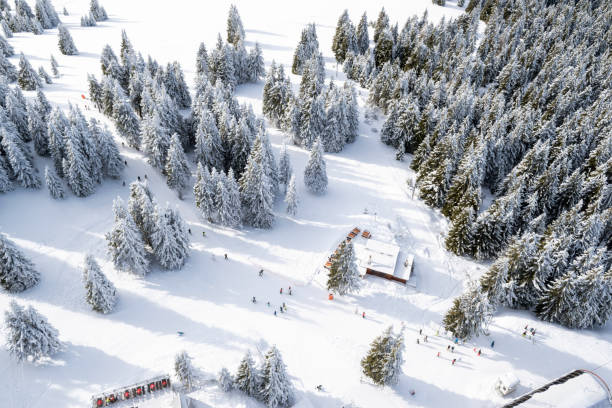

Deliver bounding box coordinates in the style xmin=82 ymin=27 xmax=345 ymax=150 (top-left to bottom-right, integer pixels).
xmin=44 ymin=166 xmax=64 ymax=199
xmin=164 ymin=61 xmax=191 ymax=109
xmin=90 ymin=119 xmax=124 ymax=179
xmin=140 ymin=111 xmax=170 ymax=169
xmin=90 ymin=0 xmax=107 ymax=21
xmin=2 ymin=20 xmax=12 ymax=38
xmin=196 ymin=42 xmax=209 ymax=77
xmin=17 ymin=53 xmax=41 ymax=90
xmin=0 ymin=233 xmax=40 ymax=292
xmin=194 ymin=162 xmax=217 ymax=223
xmin=27 ymin=102 xmax=48 ymax=155
xmin=6 ymin=88 xmax=30 ymax=141
xmin=262 ymin=62 xmax=293 ymax=128
xmin=128 ymin=181 xmax=156 ymax=246
xmin=259 ymin=346 xmax=294 ymax=408
xmin=49 ymin=54 xmax=59 ymax=77
xmin=80 ymin=12 xmax=96 ymax=27
xmin=292 ymin=23 xmax=319 ymax=75
xmin=150 ymin=204 xmax=190 ymax=270
xmin=82 ymin=254 xmax=117 ymax=314
xmin=239 ymin=144 xmax=275 ymax=229
xmin=194 ymin=109 xmax=224 ymax=171
xmin=356 ymin=12 xmax=369 ymax=55
xmin=1 ymin=128 xmax=40 ymax=189
xmin=174 ymin=351 xmax=195 ymax=391
xmin=0 ymin=34 xmax=14 ymax=57
xmin=327 ymin=240 xmax=361 ymax=295
xmin=277 ymin=142 xmax=292 ymax=188
xmin=360 ymin=326 xmax=404 ymax=386
xmin=112 ymin=82 xmax=140 ymax=148
xmin=235 ymin=350 xmax=259 ymax=398
xmin=34 ymin=0 xmax=60 ymax=29
xmin=0 ymin=159 xmax=12 ymax=192
xmin=165 ymin=133 xmax=190 ymax=194
xmin=218 ymin=367 xmax=234 ymax=392
xmin=4 ymin=301 xmax=62 ymax=362
xmin=105 ymin=197 xmax=150 ymax=275
xmin=57 ymin=24 xmax=78 ymax=55
xmin=0 ymin=52 xmax=17 ymax=81
xmin=284 ymin=174 xmax=298 ymax=216
xmin=303 ymin=137 xmax=327 ymax=194
xmin=443 ymin=280 xmax=494 ymax=340
xmin=248 ymin=42 xmax=265 ymax=82
xmin=62 ymin=126 xmax=96 ymax=197
xmin=227 ymin=4 xmax=245 ymax=46
xmin=38 ymin=66 xmax=52 ymax=84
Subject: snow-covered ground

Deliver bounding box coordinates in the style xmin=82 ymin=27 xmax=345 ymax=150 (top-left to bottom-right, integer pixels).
xmin=0 ymin=1 xmax=611 ymax=407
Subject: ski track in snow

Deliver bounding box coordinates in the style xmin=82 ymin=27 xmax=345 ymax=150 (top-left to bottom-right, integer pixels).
xmin=0 ymin=1 xmax=611 ymax=407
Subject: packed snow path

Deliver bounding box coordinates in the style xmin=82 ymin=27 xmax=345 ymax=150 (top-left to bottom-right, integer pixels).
xmin=0 ymin=1 xmax=610 ymax=407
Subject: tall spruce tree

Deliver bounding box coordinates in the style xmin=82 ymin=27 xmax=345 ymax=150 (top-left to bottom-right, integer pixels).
xmin=165 ymin=133 xmax=190 ymax=194
xmin=443 ymin=281 xmax=494 ymax=340
xmin=259 ymin=346 xmax=294 ymax=408
xmin=44 ymin=166 xmax=64 ymax=199
xmin=361 ymin=326 xmax=404 ymax=386
xmin=0 ymin=233 xmax=40 ymax=292
xmin=82 ymin=254 xmax=117 ymax=314
xmin=235 ymin=350 xmax=259 ymax=398
xmin=327 ymin=240 xmax=361 ymax=295
xmin=150 ymin=204 xmax=190 ymax=270
xmin=284 ymin=174 xmax=298 ymax=216
xmin=303 ymin=137 xmax=327 ymax=194
xmin=174 ymin=351 xmax=195 ymax=391
xmin=57 ymin=24 xmax=78 ymax=55
xmin=4 ymin=301 xmax=62 ymax=362
xmin=17 ymin=53 xmax=41 ymax=90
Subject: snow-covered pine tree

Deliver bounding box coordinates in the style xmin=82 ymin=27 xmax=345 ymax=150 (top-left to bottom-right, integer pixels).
xmin=443 ymin=280 xmax=494 ymax=340
xmin=151 ymin=204 xmax=190 ymax=270
xmin=327 ymin=240 xmax=361 ymax=295
xmin=277 ymin=142 xmax=292 ymax=188
xmin=80 ymin=12 xmax=96 ymax=27
xmin=38 ymin=66 xmax=52 ymax=84
xmin=300 ymin=94 xmax=326 ymax=150
xmin=445 ymin=206 xmax=474 ymax=256
xmin=0 ymin=128 xmax=40 ymax=189
xmin=194 ymin=109 xmax=224 ymax=171
xmin=224 ymin=169 xmax=243 ymax=227
xmin=50 ymin=54 xmax=59 ymax=77
xmin=57 ymin=24 xmax=78 ymax=55
xmin=332 ymin=10 xmax=355 ymax=64
xmin=90 ymin=120 xmax=124 ymax=178
xmin=4 ymin=301 xmax=62 ymax=362
xmin=174 ymin=351 xmax=195 ymax=391
xmin=128 ymin=181 xmax=156 ymax=246
xmin=239 ymin=144 xmax=275 ymax=229
xmin=218 ymin=367 xmax=234 ymax=392
xmin=82 ymin=254 xmax=117 ymax=314
xmin=2 ymin=20 xmax=12 ymax=38
xmin=292 ymin=23 xmax=319 ymax=75
xmin=140 ymin=111 xmax=170 ymax=169
xmin=284 ymin=174 xmax=298 ymax=216
xmin=356 ymin=12 xmax=369 ymax=55
xmin=0 ymin=233 xmax=40 ymax=292
xmin=44 ymin=166 xmax=64 ymax=199
xmin=62 ymin=126 xmax=96 ymax=197
xmin=35 ymin=0 xmax=59 ymax=29
xmin=196 ymin=42 xmax=209 ymax=77
xmin=6 ymin=88 xmax=30 ymax=141
xmin=227 ymin=4 xmax=245 ymax=46
xmin=360 ymin=326 xmax=404 ymax=386
xmin=165 ymin=133 xmax=190 ymax=194
xmin=322 ymin=92 xmax=346 ymax=153
xmin=0 ymin=159 xmax=12 ymax=192
xmin=255 ymin=126 xmax=279 ymax=196
xmin=112 ymin=82 xmax=140 ymax=148
xmin=259 ymin=345 xmax=294 ymax=408
xmin=235 ymin=350 xmax=259 ymax=398
xmin=193 ymin=162 xmax=216 ymax=222
xmin=164 ymin=61 xmax=191 ymax=109
xmin=27 ymin=102 xmax=48 ymax=155
xmin=0 ymin=34 xmax=14 ymax=57
xmin=0 ymin=52 xmax=17 ymax=82
xmin=303 ymin=137 xmax=327 ymax=194
xmin=229 ymin=117 xmax=252 ymax=176
xmin=90 ymin=0 xmax=108 ymax=21
xmin=105 ymin=197 xmax=149 ymax=275
xmin=17 ymin=53 xmax=41 ymax=90
xmin=248 ymin=42 xmax=265 ymax=82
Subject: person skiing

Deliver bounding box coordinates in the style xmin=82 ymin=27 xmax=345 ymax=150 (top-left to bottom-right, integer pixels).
xmin=252 ymin=296 xmax=256 ymax=303
xmin=477 ymin=349 xmax=481 ymax=356
xmin=424 ymin=335 xmax=428 ymax=342
xmin=137 ymin=176 xmax=141 ymax=181
xmin=274 ymin=310 xmax=277 ymax=316
xmin=122 ymin=180 xmax=126 ymax=186
xmin=491 ymin=340 xmax=495 ymax=348
xmin=454 ymin=337 xmax=459 ymax=344
xmin=289 ymin=287 xmax=292 ymax=295
xmin=416 ymin=338 xmax=420 ymax=345
xmin=362 ymin=311 xmax=366 ymax=319
xmin=451 ymin=346 xmax=455 ymax=353
xmin=437 ymin=352 xmax=440 ymax=357
xmin=419 ymin=329 xmax=422 ymax=335
xmin=266 ymin=301 xmax=270 ymax=307
xmin=452 ymin=358 xmax=456 ymax=365
xmin=280 ymin=288 xmax=283 ymax=294
xmin=259 ymin=269 xmax=264 ymax=277
xmin=188 ymin=228 xmax=192 ymax=234
xmin=280 ymin=307 xmax=284 ymax=313
xmin=224 ymin=253 xmax=228 ymax=260
xmin=202 ymin=231 xmax=206 ymax=238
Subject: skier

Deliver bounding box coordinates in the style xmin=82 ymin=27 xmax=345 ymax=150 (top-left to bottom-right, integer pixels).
xmin=188 ymin=228 xmax=192 ymax=234
xmin=274 ymin=310 xmax=277 ymax=316
xmin=316 ymin=385 xmax=323 ymax=391
xmin=202 ymin=231 xmax=206 ymax=238
xmin=437 ymin=352 xmax=440 ymax=357
xmin=416 ymin=338 xmax=420 ymax=345
xmin=266 ymin=301 xmax=270 ymax=307
xmin=280 ymin=307 xmax=284 ymax=313
xmin=224 ymin=253 xmax=228 ymax=260
xmin=137 ymin=176 xmax=141 ymax=181
xmin=362 ymin=312 xmax=366 ymax=319
xmin=252 ymin=296 xmax=256 ymax=304
xmin=122 ymin=180 xmax=126 ymax=186
xmin=289 ymin=287 xmax=292 ymax=295
xmin=452 ymin=358 xmax=456 ymax=365
xmin=454 ymin=337 xmax=459 ymax=344
xmin=447 ymin=345 xmax=450 ymax=351
xmin=259 ymin=269 xmax=264 ymax=277
xmin=522 ymin=331 xmax=527 ymax=337
xmin=409 ymin=390 xmax=416 ymax=396
xmin=424 ymin=335 xmax=428 ymax=342
xmin=491 ymin=340 xmax=495 ymax=348
xmin=177 ymin=331 xmax=184 ymax=336
xmin=477 ymin=349 xmax=481 ymax=356
xmin=282 ymin=302 xmax=286 ymax=309
xmin=419 ymin=329 xmax=422 ymax=335
xmin=124 ymin=160 xmax=127 ymax=166
xmin=280 ymin=288 xmax=283 ymax=294
xmin=451 ymin=346 xmax=455 ymax=353
xmin=144 ymin=174 xmax=147 ymax=179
